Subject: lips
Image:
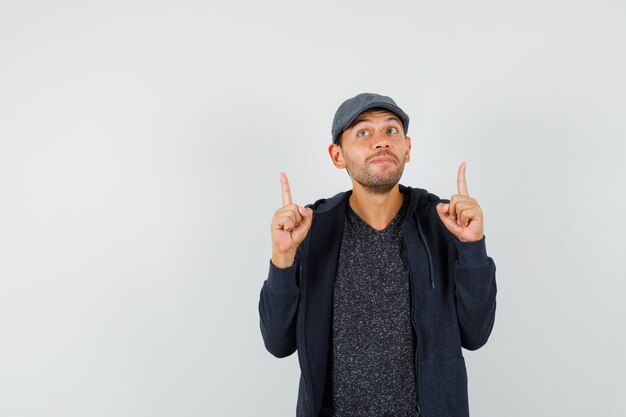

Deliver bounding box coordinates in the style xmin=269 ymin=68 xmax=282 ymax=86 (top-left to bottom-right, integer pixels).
xmin=370 ymin=156 xmax=396 ymax=164
xmin=367 ymin=152 xmax=398 ymax=164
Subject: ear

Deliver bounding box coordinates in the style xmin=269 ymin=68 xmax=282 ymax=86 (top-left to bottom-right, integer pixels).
xmin=405 ymin=136 xmax=412 ymax=163
xmin=328 ymin=143 xmax=346 ymax=169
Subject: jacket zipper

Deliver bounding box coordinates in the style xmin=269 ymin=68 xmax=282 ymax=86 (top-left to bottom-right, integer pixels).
xmin=297 ymin=213 xmax=315 ymax=417
xmin=405 ymin=234 xmax=423 ymax=417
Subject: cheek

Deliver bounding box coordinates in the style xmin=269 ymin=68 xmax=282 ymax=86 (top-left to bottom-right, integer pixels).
xmin=400 ymin=144 xmax=410 ymax=161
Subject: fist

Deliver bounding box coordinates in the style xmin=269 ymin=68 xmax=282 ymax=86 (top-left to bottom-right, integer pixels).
xmin=271 ymin=172 xmax=313 ymax=268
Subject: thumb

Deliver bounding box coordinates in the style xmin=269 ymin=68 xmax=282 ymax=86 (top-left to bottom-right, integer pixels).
xmin=298 ymin=206 xmax=313 ymax=220
xmin=437 ymin=202 xmax=449 ymax=215
xmin=293 ymin=206 xmax=313 ymax=240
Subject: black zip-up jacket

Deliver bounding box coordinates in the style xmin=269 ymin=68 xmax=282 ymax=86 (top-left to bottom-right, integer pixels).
xmin=259 ymin=185 xmax=497 ymax=417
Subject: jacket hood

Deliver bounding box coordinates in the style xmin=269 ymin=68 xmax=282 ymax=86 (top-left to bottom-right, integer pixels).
xmin=307 ymin=184 xmax=438 ymax=214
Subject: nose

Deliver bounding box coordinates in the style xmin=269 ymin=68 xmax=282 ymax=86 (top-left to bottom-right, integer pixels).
xmin=372 ymin=130 xmax=390 ymax=149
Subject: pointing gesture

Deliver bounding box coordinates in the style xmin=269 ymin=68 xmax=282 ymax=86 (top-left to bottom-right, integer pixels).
xmin=457 ymin=160 xmax=469 ymax=196
xmin=281 ymin=172 xmax=293 ymax=207
xmin=436 ymin=161 xmax=484 ymax=242
xmin=271 ymin=172 xmax=313 ymax=268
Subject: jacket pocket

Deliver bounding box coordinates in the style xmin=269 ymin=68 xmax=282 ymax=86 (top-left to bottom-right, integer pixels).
xmin=419 ymin=357 xmax=469 ymax=417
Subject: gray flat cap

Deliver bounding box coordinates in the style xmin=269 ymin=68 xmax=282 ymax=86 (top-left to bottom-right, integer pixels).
xmin=331 ymin=92 xmax=410 ymax=144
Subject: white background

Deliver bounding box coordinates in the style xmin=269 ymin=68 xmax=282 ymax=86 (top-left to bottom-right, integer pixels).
xmin=1 ymin=1 xmax=624 ymax=416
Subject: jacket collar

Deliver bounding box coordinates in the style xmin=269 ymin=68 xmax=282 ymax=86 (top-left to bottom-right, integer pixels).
xmin=308 ymin=184 xmax=431 ymax=216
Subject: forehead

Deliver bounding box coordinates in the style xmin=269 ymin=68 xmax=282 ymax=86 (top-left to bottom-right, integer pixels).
xmin=351 ymin=109 xmax=402 ymax=125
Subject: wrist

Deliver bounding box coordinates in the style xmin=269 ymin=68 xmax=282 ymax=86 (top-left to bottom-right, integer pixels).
xmin=271 ymin=252 xmax=296 ymax=269
xmin=455 ymin=235 xmax=488 ymax=266
xmin=458 ymin=235 xmax=482 ymax=243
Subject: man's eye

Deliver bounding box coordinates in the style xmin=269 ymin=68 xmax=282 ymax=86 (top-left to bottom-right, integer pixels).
xmin=387 ymin=127 xmax=398 ymax=134
xmin=357 ymin=130 xmax=369 ymax=137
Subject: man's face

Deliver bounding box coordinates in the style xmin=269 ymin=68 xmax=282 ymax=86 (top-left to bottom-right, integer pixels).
xmin=329 ymin=110 xmax=412 ymax=194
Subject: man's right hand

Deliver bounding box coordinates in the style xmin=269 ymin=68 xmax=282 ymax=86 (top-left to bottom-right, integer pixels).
xmin=271 ymin=172 xmax=313 ymax=268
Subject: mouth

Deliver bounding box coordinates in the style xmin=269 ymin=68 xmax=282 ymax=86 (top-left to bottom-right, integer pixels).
xmin=367 ymin=152 xmax=398 ymax=164
xmin=369 ymin=156 xmax=396 ymax=164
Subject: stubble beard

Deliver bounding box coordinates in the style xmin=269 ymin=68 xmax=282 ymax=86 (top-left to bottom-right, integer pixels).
xmin=345 ymin=152 xmax=406 ymax=195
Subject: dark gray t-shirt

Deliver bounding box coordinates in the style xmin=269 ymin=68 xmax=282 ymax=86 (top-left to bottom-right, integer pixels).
xmin=320 ymin=200 xmax=419 ymax=417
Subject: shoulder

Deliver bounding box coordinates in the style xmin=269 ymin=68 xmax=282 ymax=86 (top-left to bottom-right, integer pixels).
xmin=399 ymin=184 xmax=443 ymax=211
xmin=305 ymin=190 xmax=351 ymax=213
xmin=400 ymin=184 xmax=458 ymax=240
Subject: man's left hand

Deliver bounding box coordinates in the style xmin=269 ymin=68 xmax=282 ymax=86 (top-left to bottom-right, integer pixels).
xmin=436 ymin=161 xmax=484 ymax=242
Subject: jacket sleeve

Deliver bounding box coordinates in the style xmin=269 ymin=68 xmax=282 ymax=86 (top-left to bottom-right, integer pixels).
xmin=258 ymin=260 xmax=300 ymax=358
xmin=453 ymin=236 xmax=497 ymax=350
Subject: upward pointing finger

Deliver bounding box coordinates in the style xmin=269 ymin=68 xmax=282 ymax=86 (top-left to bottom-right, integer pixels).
xmin=457 ymin=161 xmax=469 ymax=196
xmin=280 ymin=172 xmax=292 ymax=206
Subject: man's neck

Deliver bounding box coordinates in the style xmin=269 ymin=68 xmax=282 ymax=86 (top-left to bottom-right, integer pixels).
xmin=348 ymin=183 xmax=404 ymax=231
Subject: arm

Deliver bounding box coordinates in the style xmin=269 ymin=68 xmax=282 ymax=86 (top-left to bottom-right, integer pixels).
xmin=436 ymin=161 xmax=497 ymax=350
xmin=259 ymin=262 xmax=301 ymax=358
xmin=259 ymin=173 xmax=312 ymax=358
xmin=453 ymin=237 xmax=497 ymax=350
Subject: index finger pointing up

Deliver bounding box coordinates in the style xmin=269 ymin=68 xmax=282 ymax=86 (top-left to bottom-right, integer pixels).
xmin=280 ymin=172 xmax=293 ymax=206
xmin=457 ymin=161 xmax=469 ymax=196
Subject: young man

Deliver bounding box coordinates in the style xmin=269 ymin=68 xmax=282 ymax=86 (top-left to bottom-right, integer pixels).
xmin=259 ymin=93 xmax=497 ymax=417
